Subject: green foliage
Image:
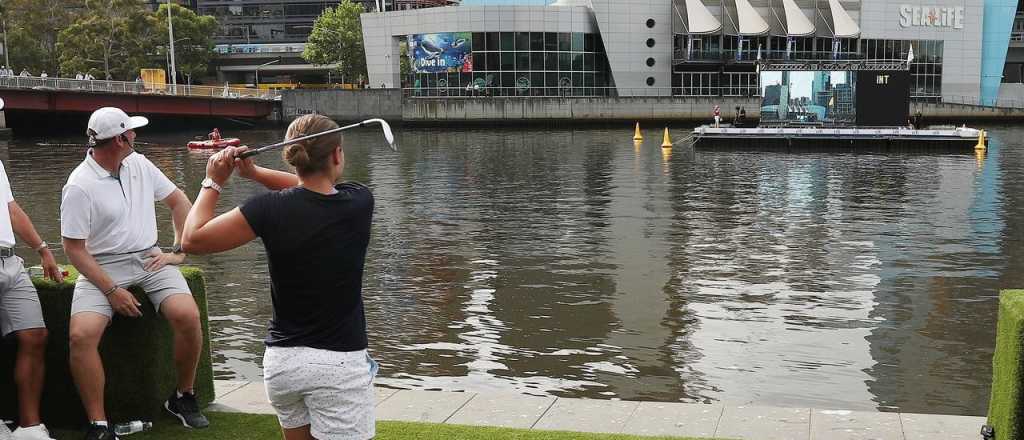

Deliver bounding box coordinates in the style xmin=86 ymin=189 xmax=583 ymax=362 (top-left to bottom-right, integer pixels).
xmin=56 ymin=0 xmax=161 ymax=80
xmin=154 ymin=3 xmax=218 ymax=84
xmin=302 ymin=0 xmax=367 ymax=85
xmin=988 ymin=290 xmax=1024 ymax=440
xmin=50 ymin=413 xmax=715 ymax=440
xmin=400 ymin=41 xmax=411 ymax=77
xmin=0 ymin=0 xmax=83 ymax=75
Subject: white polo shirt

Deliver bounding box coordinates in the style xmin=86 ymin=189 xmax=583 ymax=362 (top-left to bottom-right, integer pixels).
xmin=60 ymin=150 xmax=177 ymax=256
xmin=0 ymin=160 xmax=17 ymax=248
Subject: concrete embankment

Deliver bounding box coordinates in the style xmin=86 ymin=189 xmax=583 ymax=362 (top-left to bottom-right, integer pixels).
xmin=281 ymin=89 xmax=1024 ymax=124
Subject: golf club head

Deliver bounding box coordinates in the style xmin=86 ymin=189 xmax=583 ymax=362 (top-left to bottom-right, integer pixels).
xmin=366 ymin=118 xmax=397 ymax=151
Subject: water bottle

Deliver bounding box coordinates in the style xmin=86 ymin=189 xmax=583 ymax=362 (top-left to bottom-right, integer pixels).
xmin=113 ymin=421 xmax=152 ymax=436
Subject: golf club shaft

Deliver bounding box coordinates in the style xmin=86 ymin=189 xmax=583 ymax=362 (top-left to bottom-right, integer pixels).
xmin=237 ymin=120 xmax=371 ymax=159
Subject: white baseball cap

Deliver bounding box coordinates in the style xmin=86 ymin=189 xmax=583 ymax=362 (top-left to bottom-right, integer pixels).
xmin=87 ymin=107 xmax=148 ymax=143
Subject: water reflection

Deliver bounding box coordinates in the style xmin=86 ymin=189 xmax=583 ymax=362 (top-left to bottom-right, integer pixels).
xmin=0 ymin=125 xmax=1016 ymax=415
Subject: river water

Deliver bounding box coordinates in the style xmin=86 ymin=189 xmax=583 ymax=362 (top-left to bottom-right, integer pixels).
xmin=2 ymin=124 xmax=1017 ymax=416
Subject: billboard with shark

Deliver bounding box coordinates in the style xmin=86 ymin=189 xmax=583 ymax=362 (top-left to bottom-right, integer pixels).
xmin=409 ymin=32 xmax=473 ymax=73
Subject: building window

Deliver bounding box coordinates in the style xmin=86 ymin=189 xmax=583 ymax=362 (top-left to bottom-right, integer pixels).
xmin=646 ymin=38 xmax=656 ymax=48
xmin=646 ymin=77 xmax=655 ymax=86
xmin=646 ymin=19 xmax=656 ymax=28
xmin=646 ymin=57 xmax=655 ymax=67
xmin=861 ymin=38 xmax=943 ymax=99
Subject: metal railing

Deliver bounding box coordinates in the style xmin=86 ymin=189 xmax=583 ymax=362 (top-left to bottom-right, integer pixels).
xmin=403 ymin=86 xmax=763 ymax=98
xmin=926 ymin=94 xmax=1024 ymax=109
xmin=674 ymin=49 xmax=864 ymax=63
xmin=0 ymin=75 xmax=281 ymax=101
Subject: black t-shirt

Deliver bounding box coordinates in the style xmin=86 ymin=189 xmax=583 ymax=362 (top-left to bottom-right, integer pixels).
xmin=239 ymin=182 xmax=373 ymax=352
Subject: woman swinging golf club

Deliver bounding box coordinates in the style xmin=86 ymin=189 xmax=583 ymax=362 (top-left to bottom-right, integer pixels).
xmin=181 ymin=114 xmax=378 ymax=440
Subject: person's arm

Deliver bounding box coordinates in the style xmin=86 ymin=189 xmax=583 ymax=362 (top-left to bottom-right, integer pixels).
xmin=9 ymin=201 xmax=63 ymax=282
xmin=141 ymin=188 xmax=191 ymax=272
xmin=63 ymin=237 xmax=142 ymax=317
xmin=234 ymin=147 xmax=298 ymax=190
xmin=163 ymin=189 xmax=192 ymax=248
xmin=181 ymin=147 xmax=257 ymax=255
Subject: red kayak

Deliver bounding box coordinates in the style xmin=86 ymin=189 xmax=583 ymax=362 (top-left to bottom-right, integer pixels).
xmin=187 ymin=138 xmax=241 ymax=150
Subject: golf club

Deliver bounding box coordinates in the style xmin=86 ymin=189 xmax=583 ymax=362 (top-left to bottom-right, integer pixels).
xmin=238 ymin=118 xmax=396 ymax=159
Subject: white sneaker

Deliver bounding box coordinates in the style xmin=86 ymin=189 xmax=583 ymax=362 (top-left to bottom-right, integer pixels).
xmin=10 ymin=424 xmax=55 ymax=440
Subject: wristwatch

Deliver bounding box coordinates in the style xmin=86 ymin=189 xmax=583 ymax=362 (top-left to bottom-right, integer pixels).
xmin=172 ymin=243 xmax=184 ymax=254
xmin=34 ymin=241 xmax=48 ymax=252
xmin=201 ymin=177 xmax=222 ymax=193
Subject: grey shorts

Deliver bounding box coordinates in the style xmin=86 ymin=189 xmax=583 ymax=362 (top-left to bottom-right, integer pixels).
xmin=0 ymin=256 xmax=46 ymax=337
xmin=264 ymin=346 xmax=378 ymax=439
xmin=71 ymin=247 xmax=191 ymax=318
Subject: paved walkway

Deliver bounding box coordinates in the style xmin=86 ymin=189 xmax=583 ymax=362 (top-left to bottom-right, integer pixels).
xmin=209 ymin=380 xmax=986 ymax=440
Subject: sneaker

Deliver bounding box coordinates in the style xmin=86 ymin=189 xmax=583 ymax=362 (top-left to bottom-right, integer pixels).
xmin=83 ymin=424 xmax=117 ymax=440
xmin=164 ymin=391 xmax=210 ymax=429
xmin=11 ymin=424 xmax=55 ymax=440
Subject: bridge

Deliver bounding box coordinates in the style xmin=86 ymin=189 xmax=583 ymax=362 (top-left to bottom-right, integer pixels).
xmin=0 ymin=76 xmax=280 ymax=119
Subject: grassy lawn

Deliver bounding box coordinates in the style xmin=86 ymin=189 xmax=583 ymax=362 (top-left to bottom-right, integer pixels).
xmin=49 ymin=412 xmax=723 ymax=439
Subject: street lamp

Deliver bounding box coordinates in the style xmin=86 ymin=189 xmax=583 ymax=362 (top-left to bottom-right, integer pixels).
xmin=255 ymin=59 xmax=279 ymax=88
xmin=166 ymin=37 xmax=190 ymax=84
xmin=166 ymin=0 xmax=177 ymax=93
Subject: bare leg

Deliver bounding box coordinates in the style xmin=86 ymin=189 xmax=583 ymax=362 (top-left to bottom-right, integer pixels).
xmin=69 ymin=312 xmax=110 ymax=422
xmin=160 ymin=294 xmax=201 ymax=392
xmin=14 ymin=328 xmax=47 ymax=427
xmin=282 ymin=425 xmax=315 ymax=440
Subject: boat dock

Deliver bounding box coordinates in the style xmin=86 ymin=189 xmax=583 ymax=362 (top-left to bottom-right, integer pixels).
xmin=691 ymin=126 xmax=985 ymax=150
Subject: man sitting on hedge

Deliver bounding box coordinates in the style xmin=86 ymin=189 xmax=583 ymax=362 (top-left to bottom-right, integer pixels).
xmin=0 ymin=159 xmax=65 ymax=440
xmin=60 ymin=107 xmax=209 ymax=440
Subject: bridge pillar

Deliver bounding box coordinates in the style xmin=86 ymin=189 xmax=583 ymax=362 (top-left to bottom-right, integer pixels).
xmin=0 ymin=111 xmax=11 ymax=139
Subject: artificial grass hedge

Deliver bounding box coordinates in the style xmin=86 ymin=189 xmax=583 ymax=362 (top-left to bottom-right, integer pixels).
xmin=988 ymin=289 xmax=1024 ymax=440
xmin=0 ymin=266 xmax=214 ymax=428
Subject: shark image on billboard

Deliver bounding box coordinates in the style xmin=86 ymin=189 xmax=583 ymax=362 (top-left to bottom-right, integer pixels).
xmin=409 ymin=32 xmax=473 ymax=73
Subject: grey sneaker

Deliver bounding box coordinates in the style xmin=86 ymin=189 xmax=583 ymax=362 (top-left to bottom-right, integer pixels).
xmin=164 ymin=391 xmax=210 ymax=429
xmin=83 ymin=424 xmax=118 ymax=440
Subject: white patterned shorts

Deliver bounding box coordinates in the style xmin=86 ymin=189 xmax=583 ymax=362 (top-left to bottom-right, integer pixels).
xmin=263 ymin=346 xmax=378 ymax=440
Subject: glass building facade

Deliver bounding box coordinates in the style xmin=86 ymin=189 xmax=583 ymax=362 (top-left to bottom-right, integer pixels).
xmin=408 ymin=31 xmax=612 ymax=97
xmin=673 ymin=37 xmax=943 ymax=100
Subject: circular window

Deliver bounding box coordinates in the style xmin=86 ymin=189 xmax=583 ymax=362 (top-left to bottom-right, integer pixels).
xmin=646 ymin=38 xmax=656 ymax=48
xmin=646 ymin=77 xmax=656 ymax=86
xmin=646 ymin=18 xmax=656 ymax=28
xmin=646 ymin=57 xmax=656 ymax=67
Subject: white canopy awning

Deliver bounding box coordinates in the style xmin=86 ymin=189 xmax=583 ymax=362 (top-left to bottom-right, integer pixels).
xmin=827 ymin=0 xmax=860 ymax=38
xmin=734 ymin=0 xmax=770 ymax=35
xmin=685 ymin=0 xmax=722 ymax=34
xmin=781 ymin=0 xmax=814 ymax=36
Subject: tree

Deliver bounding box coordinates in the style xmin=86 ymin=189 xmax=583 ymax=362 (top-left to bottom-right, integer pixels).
xmin=154 ymin=3 xmax=218 ymax=84
xmin=0 ymin=0 xmax=82 ymax=75
xmin=302 ymin=1 xmax=366 ymax=85
xmin=56 ymin=0 xmax=159 ymax=81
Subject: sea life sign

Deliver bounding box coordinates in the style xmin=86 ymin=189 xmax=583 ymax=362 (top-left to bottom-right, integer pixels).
xmin=899 ymin=5 xmax=964 ymax=29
